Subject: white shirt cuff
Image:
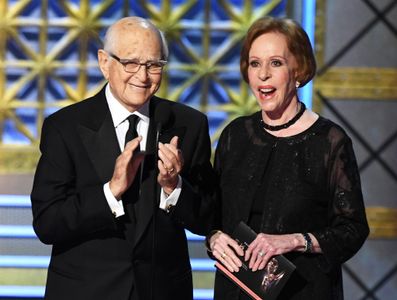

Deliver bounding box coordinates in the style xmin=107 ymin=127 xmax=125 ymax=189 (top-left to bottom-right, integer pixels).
xmin=159 ymin=175 xmax=182 ymax=212
xmin=104 ymin=182 xmax=125 ymax=218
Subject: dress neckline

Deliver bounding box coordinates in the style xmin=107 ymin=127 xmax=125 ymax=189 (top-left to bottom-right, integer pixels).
xmin=254 ymin=111 xmax=322 ymax=141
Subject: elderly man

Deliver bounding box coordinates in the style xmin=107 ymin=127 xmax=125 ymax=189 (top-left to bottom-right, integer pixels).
xmin=31 ymin=17 xmax=216 ymax=300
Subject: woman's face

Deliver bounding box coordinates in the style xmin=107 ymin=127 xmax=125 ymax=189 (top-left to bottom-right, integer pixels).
xmin=247 ymin=32 xmax=298 ymax=116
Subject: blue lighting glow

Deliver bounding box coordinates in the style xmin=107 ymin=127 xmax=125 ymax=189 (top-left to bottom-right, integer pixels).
xmin=300 ymin=0 xmax=316 ymax=109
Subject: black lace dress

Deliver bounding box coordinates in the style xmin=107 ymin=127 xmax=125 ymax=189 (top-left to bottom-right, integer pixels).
xmin=213 ymin=111 xmax=369 ymax=300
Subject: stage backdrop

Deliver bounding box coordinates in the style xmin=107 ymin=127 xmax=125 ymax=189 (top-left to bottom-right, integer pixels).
xmin=0 ymin=0 xmax=289 ymax=170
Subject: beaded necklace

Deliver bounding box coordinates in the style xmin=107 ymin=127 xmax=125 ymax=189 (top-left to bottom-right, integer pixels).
xmin=260 ymin=102 xmax=306 ymax=131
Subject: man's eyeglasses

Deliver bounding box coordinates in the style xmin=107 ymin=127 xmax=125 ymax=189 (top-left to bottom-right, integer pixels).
xmin=108 ymin=53 xmax=167 ymax=74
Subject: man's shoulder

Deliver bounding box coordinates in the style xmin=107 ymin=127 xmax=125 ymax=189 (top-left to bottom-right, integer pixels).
xmin=153 ymin=96 xmax=207 ymax=119
xmin=46 ymin=90 xmax=105 ymax=123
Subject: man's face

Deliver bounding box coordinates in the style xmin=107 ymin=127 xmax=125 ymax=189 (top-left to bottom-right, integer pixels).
xmin=98 ymin=22 xmax=163 ymax=112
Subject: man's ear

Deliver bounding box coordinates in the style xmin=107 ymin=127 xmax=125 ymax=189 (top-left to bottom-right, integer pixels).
xmin=98 ymin=49 xmax=110 ymax=80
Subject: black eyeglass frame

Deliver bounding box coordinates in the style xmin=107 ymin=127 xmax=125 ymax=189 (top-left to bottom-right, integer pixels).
xmin=108 ymin=52 xmax=167 ymax=74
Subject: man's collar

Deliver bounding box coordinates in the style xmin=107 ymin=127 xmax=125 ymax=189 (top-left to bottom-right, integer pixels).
xmin=105 ymin=84 xmax=150 ymax=127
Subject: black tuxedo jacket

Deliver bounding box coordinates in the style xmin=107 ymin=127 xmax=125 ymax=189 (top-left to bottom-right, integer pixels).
xmin=31 ymin=87 xmax=216 ymax=300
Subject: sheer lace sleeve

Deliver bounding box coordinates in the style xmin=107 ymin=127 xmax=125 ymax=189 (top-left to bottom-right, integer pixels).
xmin=312 ymin=126 xmax=369 ymax=270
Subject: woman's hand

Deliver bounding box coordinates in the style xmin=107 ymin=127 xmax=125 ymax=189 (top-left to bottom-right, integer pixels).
xmin=245 ymin=233 xmax=301 ymax=271
xmin=209 ymin=231 xmax=244 ymax=273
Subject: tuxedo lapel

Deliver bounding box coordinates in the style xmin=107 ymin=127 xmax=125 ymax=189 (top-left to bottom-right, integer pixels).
xmin=133 ymin=104 xmax=158 ymax=246
xmin=77 ymin=91 xmax=120 ymax=183
xmin=133 ymin=98 xmax=187 ymax=246
xmin=159 ymin=126 xmax=186 ymax=144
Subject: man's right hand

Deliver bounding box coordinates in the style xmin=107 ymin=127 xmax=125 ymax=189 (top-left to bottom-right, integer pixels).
xmin=109 ymin=136 xmax=145 ymax=199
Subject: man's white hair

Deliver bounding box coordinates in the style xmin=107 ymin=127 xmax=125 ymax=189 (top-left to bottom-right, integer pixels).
xmin=103 ymin=16 xmax=169 ymax=60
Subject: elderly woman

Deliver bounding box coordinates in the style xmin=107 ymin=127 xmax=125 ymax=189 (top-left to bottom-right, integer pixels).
xmin=207 ymin=16 xmax=369 ymax=300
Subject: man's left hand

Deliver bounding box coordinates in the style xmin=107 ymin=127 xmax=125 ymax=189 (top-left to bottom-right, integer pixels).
xmin=158 ymin=136 xmax=184 ymax=194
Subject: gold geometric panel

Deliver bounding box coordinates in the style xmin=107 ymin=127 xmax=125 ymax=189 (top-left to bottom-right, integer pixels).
xmin=367 ymin=207 xmax=397 ymax=239
xmin=316 ymin=67 xmax=397 ymax=99
xmin=0 ymin=0 xmax=287 ymax=173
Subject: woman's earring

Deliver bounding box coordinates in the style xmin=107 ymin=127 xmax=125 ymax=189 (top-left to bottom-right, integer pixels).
xmin=295 ymin=81 xmax=300 ymax=88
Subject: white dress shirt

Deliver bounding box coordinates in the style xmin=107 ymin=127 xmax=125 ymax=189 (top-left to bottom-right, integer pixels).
xmin=102 ymin=84 xmax=181 ymax=217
